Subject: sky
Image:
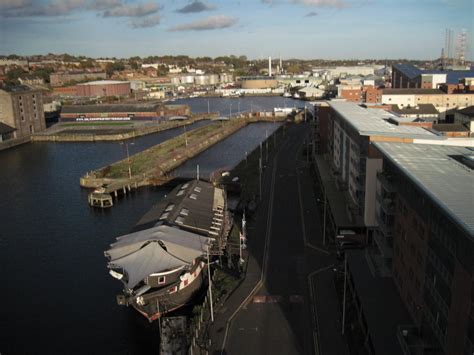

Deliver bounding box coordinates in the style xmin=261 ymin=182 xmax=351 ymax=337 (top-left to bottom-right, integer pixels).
xmin=0 ymin=0 xmax=473 ymax=60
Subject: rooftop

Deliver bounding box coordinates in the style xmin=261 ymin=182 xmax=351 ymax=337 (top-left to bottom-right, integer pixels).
xmin=393 ymin=63 xmax=474 ymax=84
xmin=133 ymin=180 xmax=226 ymax=239
xmin=77 ymin=80 xmax=129 ymax=86
xmin=0 ymin=122 xmax=16 ymax=134
xmin=0 ymin=84 xmax=36 ymax=93
xmin=383 ymin=88 xmax=444 ymax=95
xmin=432 ymin=123 xmax=469 ymax=132
xmin=390 ymin=104 xmax=438 ymax=116
xmin=328 ymin=101 xmax=436 ymax=139
xmin=373 ymin=142 xmax=474 ymax=235
xmin=457 ymin=105 xmax=474 ymax=118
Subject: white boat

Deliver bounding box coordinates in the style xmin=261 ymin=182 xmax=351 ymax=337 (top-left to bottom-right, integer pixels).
xmin=283 ymin=92 xmax=292 ymax=98
xmin=293 ymin=92 xmax=301 ymax=99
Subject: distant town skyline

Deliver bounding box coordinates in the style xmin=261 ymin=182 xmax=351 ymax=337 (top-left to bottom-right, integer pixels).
xmin=0 ymin=0 xmax=473 ymax=60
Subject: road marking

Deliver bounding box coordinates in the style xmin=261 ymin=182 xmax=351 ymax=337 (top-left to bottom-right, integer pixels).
xmin=295 ymin=166 xmax=330 ymax=256
xmin=220 ymin=154 xmax=278 ymax=355
xmin=307 ymin=265 xmax=334 ymax=355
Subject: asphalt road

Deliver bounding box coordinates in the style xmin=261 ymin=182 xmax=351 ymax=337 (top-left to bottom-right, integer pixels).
xmin=213 ymin=122 xmax=349 ymax=355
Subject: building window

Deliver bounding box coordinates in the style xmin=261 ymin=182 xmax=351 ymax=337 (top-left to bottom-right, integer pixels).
xmin=158 ymin=276 xmax=166 ymax=284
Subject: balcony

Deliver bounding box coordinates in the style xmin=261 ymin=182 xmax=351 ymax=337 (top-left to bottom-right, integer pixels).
xmin=377 ymin=171 xmax=395 ymax=193
xmin=373 ymin=231 xmax=393 ymax=259
xmin=376 ymin=211 xmax=393 ymax=238
xmin=376 ymin=190 xmax=395 ymax=215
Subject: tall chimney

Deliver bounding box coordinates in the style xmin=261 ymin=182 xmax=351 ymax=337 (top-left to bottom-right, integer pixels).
xmin=268 ymin=56 xmax=272 ymax=77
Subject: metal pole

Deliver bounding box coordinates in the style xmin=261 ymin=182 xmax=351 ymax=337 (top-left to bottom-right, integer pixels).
xmin=229 ymin=104 xmax=232 ymax=119
xmin=197 ymin=164 xmax=199 ymax=181
xmin=323 ymin=188 xmax=327 ymax=245
xmin=207 ymin=248 xmax=214 ymax=322
xmin=126 ymin=143 xmax=132 ymax=180
xmin=265 ymin=130 xmax=268 ymax=162
xmin=184 ymin=125 xmax=188 ymax=147
xmin=342 ymin=252 xmax=347 ymax=335
xmin=259 ymin=157 xmax=262 ymax=202
xmin=207 ymin=99 xmax=210 ymax=114
xmin=157 ymin=298 xmax=162 ymax=338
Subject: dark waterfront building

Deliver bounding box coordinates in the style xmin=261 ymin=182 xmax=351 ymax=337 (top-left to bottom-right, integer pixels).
xmin=60 ymin=103 xmax=190 ymax=122
xmin=0 ymin=85 xmax=45 ymax=139
xmin=373 ymin=142 xmax=474 ymax=355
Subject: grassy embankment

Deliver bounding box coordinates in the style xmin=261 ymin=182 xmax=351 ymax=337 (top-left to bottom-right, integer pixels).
xmin=91 ymin=119 xmax=247 ymax=182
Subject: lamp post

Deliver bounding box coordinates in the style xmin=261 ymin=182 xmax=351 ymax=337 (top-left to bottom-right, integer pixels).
xmin=229 ymin=103 xmax=232 ymax=119
xmin=207 ymin=248 xmax=214 ymax=322
xmin=120 ymin=141 xmax=134 ymax=179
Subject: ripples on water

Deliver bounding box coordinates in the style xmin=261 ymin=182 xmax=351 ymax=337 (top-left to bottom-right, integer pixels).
xmin=0 ymin=97 xmax=300 ymax=354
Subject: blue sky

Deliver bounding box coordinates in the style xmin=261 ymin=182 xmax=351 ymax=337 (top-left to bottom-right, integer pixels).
xmin=0 ymin=0 xmax=472 ymax=59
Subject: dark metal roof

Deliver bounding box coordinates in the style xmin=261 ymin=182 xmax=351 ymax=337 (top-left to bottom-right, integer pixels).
xmin=61 ymin=104 xmax=159 ymax=114
xmin=383 ymin=88 xmax=444 ymax=95
xmin=0 ymin=122 xmax=16 ymax=134
xmin=390 ymin=104 xmax=439 ymax=115
xmin=393 ymin=63 xmax=474 ymax=84
xmin=392 ymin=63 xmax=422 ymax=79
xmin=432 ymin=123 xmax=469 ymax=132
xmin=1 ymin=84 xmax=34 ymax=93
xmin=457 ymin=105 xmax=474 ymax=118
xmin=133 ymin=180 xmax=226 ymax=238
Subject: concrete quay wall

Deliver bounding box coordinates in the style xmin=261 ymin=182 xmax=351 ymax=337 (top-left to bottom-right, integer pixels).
xmin=31 ymin=116 xmax=212 ymax=143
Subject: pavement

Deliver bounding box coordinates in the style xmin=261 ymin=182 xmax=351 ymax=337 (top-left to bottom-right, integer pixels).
xmin=209 ymin=122 xmax=350 ymax=355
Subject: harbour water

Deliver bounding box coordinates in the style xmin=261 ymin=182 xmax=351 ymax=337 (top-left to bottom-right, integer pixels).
xmin=174 ymin=95 xmax=304 ymax=117
xmin=0 ymin=97 xmax=297 ymax=354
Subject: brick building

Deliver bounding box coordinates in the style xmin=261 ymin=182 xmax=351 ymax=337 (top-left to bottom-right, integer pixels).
xmin=76 ymin=80 xmax=131 ymax=97
xmin=373 ymin=142 xmax=474 ymax=355
xmin=60 ymin=103 xmax=190 ymax=122
xmin=50 ymin=71 xmax=106 ymax=87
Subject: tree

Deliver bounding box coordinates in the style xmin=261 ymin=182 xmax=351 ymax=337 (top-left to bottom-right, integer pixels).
xmin=105 ymin=62 xmax=125 ymax=76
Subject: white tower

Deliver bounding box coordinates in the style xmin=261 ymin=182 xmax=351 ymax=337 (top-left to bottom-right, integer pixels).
xmin=268 ymin=56 xmax=272 ymax=77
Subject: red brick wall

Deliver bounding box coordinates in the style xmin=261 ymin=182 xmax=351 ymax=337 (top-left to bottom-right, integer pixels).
xmin=340 ymin=89 xmax=361 ymax=102
xmin=392 ymin=195 xmax=429 ymax=325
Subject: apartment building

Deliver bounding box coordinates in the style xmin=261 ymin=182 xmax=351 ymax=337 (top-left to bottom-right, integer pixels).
xmin=372 ymin=142 xmax=474 ymax=355
xmin=326 ymin=101 xmax=435 ymax=232
xmin=382 ymin=89 xmax=474 ymax=119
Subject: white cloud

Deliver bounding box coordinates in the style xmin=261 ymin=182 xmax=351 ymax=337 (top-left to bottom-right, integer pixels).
xmin=131 ymin=14 xmax=161 ymax=28
xmin=168 ymin=15 xmax=238 ymax=31
xmin=292 ymin=0 xmax=349 ymax=8
xmin=176 ymin=1 xmax=217 ymax=13
xmin=102 ymin=2 xmax=160 ymax=17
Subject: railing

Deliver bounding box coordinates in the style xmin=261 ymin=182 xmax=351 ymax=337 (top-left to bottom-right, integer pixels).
xmin=376 ymin=190 xmax=395 ymax=215
xmin=375 ymin=212 xmax=393 ymax=238
xmin=376 ymin=171 xmax=395 ymax=193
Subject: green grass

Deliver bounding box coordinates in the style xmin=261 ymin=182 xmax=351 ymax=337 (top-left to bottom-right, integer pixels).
xmin=62 ymin=122 xmax=133 ymax=127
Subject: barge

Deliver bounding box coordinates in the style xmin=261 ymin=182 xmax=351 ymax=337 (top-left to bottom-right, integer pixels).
xmin=105 ymin=180 xmax=229 ymax=321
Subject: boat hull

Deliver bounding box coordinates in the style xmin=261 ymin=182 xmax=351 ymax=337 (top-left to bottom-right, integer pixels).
xmin=130 ymin=265 xmax=205 ymax=322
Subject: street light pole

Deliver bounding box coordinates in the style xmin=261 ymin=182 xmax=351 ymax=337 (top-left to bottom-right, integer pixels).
xmin=342 ymin=252 xmax=347 ymax=335
xmin=229 ymin=104 xmax=232 ymax=119
xmin=207 ymin=248 xmax=214 ymax=323
xmin=122 ymin=141 xmax=132 ymax=180
xmin=323 ymin=188 xmax=327 ymax=245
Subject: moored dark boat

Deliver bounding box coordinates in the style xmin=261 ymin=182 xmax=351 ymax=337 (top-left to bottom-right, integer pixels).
xmin=105 ymin=180 xmax=230 ymax=321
